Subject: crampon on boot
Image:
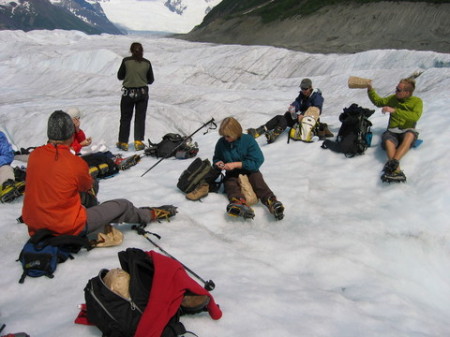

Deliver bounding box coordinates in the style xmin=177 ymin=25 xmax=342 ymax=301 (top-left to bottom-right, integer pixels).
xmin=115 ymin=154 xmax=142 ymax=170
xmin=226 ymin=198 xmax=255 ymax=219
xmin=0 ymin=180 xmax=25 ymax=203
xmin=265 ymin=196 xmax=284 ymax=220
xmin=381 ymin=169 xmax=406 ymax=183
xmin=142 ymin=205 xmax=178 ymax=222
xmin=265 ymin=126 xmax=284 ymax=144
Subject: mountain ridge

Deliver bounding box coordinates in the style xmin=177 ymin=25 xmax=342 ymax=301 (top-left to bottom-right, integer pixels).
xmin=179 ymin=1 xmax=450 ymax=54
xmin=0 ymin=0 xmax=122 ymax=35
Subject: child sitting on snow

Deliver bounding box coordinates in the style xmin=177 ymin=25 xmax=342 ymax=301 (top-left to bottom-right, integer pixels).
xmin=67 ymin=107 xmax=92 ymax=154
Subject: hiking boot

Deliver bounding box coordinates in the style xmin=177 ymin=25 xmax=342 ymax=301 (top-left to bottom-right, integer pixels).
xmin=117 ymin=154 xmax=141 ymax=170
xmin=265 ymin=126 xmax=284 ymax=144
xmin=247 ymin=125 xmax=265 ymax=139
xmin=186 ymin=183 xmax=209 ymax=201
xmin=134 ymin=140 xmax=145 ymax=151
xmin=226 ymin=198 xmax=255 ymax=219
xmin=116 ymin=142 xmax=129 ymax=151
xmin=264 ymin=196 xmax=285 ymax=220
xmin=382 ymin=159 xmax=400 ymax=174
xmin=142 ymin=205 xmax=178 ymax=222
xmin=381 ymin=169 xmax=406 ymax=183
xmin=318 ymin=123 xmax=334 ymax=140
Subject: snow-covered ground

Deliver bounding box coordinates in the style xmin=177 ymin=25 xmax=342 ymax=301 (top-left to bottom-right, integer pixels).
xmin=1 ymin=30 xmax=450 ymax=337
xmin=99 ymin=0 xmax=222 ymax=33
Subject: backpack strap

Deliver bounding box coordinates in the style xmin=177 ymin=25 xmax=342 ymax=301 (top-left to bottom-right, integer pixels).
xmin=29 ymin=229 xmax=57 ymax=245
xmin=46 ymin=234 xmax=94 ymax=253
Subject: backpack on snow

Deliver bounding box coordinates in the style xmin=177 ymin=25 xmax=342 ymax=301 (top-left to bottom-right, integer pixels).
xmin=17 ymin=229 xmax=92 ymax=283
xmin=321 ymin=103 xmax=374 ymax=157
xmin=84 ymin=248 xmax=187 ymax=337
xmin=145 ymin=133 xmax=199 ymax=159
xmin=81 ymin=151 xmax=119 ymax=179
xmin=177 ymin=158 xmax=222 ymax=194
xmin=288 ymin=106 xmax=321 ymax=143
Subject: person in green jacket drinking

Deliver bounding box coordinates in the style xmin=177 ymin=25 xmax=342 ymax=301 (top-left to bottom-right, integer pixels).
xmin=367 ymin=77 xmax=423 ymax=182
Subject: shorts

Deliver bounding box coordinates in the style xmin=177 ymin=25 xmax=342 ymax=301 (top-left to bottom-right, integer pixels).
xmin=381 ymin=129 xmax=419 ymax=149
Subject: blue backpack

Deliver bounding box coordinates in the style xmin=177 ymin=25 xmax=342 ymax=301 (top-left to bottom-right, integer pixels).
xmin=18 ymin=229 xmax=92 ymax=283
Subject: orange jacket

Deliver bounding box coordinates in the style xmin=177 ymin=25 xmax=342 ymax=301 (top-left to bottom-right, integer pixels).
xmin=22 ymin=143 xmax=93 ymax=236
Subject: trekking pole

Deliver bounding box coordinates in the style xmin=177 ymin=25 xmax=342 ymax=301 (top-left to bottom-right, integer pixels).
xmin=132 ymin=224 xmax=216 ymax=291
xmin=141 ymin=118 xmax=217 ymax=177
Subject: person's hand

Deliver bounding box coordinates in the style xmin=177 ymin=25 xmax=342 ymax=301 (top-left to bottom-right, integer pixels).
xmin=81 ymin=137 xmax=92 ymax=146
xmin=381 ymin=106 xmax=395 ymax=114
xmin=216 ymin=161 xmax=241 ymax=171
xmin=215 ymin=161 xmax=225 ymax=170
xmin=297 ymin=115 xmax=304 ymax=122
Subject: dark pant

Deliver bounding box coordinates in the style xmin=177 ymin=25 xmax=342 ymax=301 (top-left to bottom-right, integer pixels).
xmin=265 ymin=111 xmax=296 ymax=131
xmin=224 ymin=170 xmax=274 ymax=204
xmin=85 ymin=199 xmax=151 ymax=234
xmin=119 ymin=94 xmax=149 ymax=143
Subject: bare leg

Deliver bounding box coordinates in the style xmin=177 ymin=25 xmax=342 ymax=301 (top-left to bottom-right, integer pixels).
xmin=392 ymin=132 xmax=415 ymax=162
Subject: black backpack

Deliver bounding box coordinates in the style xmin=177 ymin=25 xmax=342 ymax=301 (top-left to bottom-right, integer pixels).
xmin=321 ymin=103 xmax=374 ymax=157
xmin=81 ymin=151 xmax=119 ymax=179
xmin=145 ymin=133 xmax=199 ymax=159
xmin=177 ymin=158 xmax=222 ymax=194
xmin=84 ymin=248 xmax=187 ymax=337
xmin=18 ymin=229 xmax=92 ymax=283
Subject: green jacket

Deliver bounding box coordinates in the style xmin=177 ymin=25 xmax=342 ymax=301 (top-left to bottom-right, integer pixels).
xmin=117 ymin=56 xmax=154 ymax=88
xmin=368 ymin=89 xmax=423 ymax=129
xmin=213 ymin=134 xmax=264 ymax=172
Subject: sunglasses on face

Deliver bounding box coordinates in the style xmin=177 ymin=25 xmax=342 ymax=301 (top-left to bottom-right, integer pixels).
xmin=396 ymin=87 xmax=409 ymax=93
xmin=301 ymin=87 xmax=310 ymax=91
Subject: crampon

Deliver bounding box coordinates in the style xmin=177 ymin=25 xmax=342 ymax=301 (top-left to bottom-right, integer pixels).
xmin=226 ymin=198 xmax=255 ymax=219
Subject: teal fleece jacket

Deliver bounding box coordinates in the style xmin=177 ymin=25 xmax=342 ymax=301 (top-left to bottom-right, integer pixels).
xmin=368 ymin=88 xmax=423 ymax=129
xmin=213 ymin=133 xmax=264 ymax=172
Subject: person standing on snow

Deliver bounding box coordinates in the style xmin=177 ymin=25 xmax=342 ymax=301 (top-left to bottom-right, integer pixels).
xmin=22 ymin=111 xmax=175 ymax=237
xmin=367 ymin=77 xmax=423 ymax=182
xmin=213 ymin=117 xmax=284 ymax=220
xmin=117 ymin=42 xmax=154 ymax=152
xmin=247 ymin=78 xmax=330 ymax=143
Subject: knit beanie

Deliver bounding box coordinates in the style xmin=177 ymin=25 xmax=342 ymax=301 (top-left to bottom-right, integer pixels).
xmin=47 ymin=110 xmax=75 ymax=141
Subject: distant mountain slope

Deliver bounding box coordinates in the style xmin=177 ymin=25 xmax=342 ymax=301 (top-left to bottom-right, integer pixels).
xmin=180 ymin=0 xmax=450 ymax=54
xmin=98 ymin=0 xmax=222 ymax=34
xmin=0 ymin=0 xmax=122 ymax=35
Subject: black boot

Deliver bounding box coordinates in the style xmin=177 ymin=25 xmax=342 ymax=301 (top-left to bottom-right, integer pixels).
xmin=265 ymin=126 xmax=284 ymax=144
xmin=264 ymin=196 xmax=284 ymax=220
xmin=247 ymin=125 xmax=265 ymax=139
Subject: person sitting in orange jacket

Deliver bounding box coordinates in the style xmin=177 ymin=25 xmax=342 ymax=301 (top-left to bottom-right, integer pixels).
xmin=22 ymin=110 xmax=176 ymax=237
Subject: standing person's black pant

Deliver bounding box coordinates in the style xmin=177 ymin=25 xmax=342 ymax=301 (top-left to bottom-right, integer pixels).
xmin=118 ymin=88 xmax=149 ymax=143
